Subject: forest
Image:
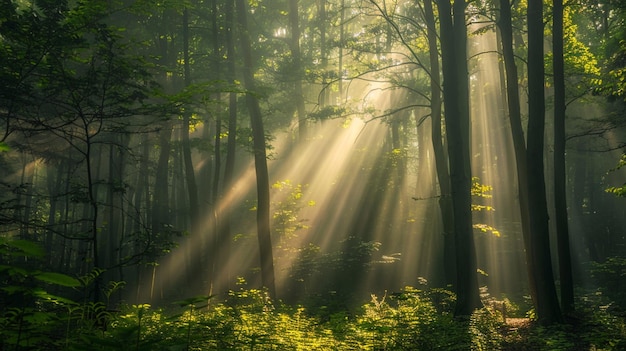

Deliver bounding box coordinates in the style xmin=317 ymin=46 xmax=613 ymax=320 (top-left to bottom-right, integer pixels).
xmin=1 ymin=0 xmax=626 ymax=349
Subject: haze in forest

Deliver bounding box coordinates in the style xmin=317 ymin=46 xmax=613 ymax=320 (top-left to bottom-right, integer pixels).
xmin=1 ymin=0 xmax=626 ymax=329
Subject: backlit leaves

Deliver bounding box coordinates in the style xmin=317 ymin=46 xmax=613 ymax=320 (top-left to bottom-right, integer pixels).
xmin=33 ymin=272 xmax=81 ymax=287
xmin=605 ymin=154 xmax=626 ymax=197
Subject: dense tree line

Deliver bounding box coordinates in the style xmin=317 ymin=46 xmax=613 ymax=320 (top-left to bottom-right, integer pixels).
xmin=1 ymin=0 xmax=626 ymax=331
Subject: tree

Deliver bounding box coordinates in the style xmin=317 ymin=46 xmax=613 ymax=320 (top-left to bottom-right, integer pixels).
xmin=289 ymin=0 xmax=308 ymax=140
xmin=552 ymin=0 xmax=575 ymax=314
xmin=181 ymin=6 xmax=201 ymax=291
xmin=423 ymin=0 xmax=456 ymax=288
xmin=526 ymin=0 xmax=562 ymax=324
xmin=235 ymin=0 xmax=277 ymax=300
xmin=497 ymin=0 xmax=537 ymax=306
xmin=219 ymin=0 xmax=239 ymax=294
xmin=436 ymin=0 xmax=482 ymax=316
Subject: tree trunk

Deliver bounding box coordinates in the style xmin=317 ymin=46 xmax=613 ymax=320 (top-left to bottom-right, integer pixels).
xmin=552 ymin=0 xmax=574 ymax=314
xmin=338 ymin=0 xmax=345 ymax=101
xmin=182 ymin=6 xmax=205 ymax=294
xmin=104 ymin=134 xmax=129 ymax=305
xmin=289 ymin=0 xmax=307 ymax=140
xmin=498 ymin=0 xmax=537 ymax=305
xmin=526 ymin=0 xmax=562 ymax=325
xmin=436 ymin=0 xmax=482 ymax=316
xmin=235 ymin=0 xmax=276 ymax=300
xmin=210 ymin=0 xmax=223 ymax=295
xmin=219 ymin=0 xmax=238 ymax=294
xmin=83 ymin=124 xmax=102 ymax=303
xmin=182 ymin=8 xmax=199 ymax=242
xmin=424 ymin=0 xmax=455 ymax=288
xmin=318 ymin=0 xmax=329 ymax=107
xmin=152 ymin=123 xmax=173 ymax=238
xmin=132 ymin=134 xmax=151 ymax=301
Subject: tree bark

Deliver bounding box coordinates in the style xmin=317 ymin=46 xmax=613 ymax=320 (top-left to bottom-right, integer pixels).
xmin=208 ymin=0 xmax=223 ymax=295
xmin=318 ymin=0 xmax=329 ymax=106
xmin=152 ymin=123 xmax=173 ymax=237
xmin=235 ymin=0 xmax=277 ymax=300
xmin=552 ymin=0 xmax=574 ymax=314
xmin=436 ymin=0 xmax=482 ymax=316
xmin=526 ymin=0 xmax=562 ymax=324
xmin=219 ymin=0 xmax=238 ymax=294
xmin=498 ymin=0 xmax=537 ymax=305
xmin=289 ymin=0 xmax=307 ymax=140
xmin=182 ymin=7 xmax=199 ymax=239
xmin=338 ymin=0 xmax=345 ymax=101
xmin=424 ymin=0 xmax=455 ymax=287
xmin=182 ymin=6 xmax=206 ymax=294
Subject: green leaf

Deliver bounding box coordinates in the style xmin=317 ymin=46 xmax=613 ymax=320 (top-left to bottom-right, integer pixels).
xmin=0 ymin=264 xmax=29 ymax=277
xmin=34 ymin=272 xmax=82 ymax=287
xmin=8 ymin=240 xmax=45 ymax=258
xmin=0 ymin=142 xmax=9 ymax=152
xmin=173 ymin=294 xmax=213 ymax=307
xmin=33 ymin=290 xmax=78 ymax=305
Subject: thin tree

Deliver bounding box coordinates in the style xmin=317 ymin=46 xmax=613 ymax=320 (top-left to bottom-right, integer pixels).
xmin=289 ymin=0 xmax=307 ymax=140
xmin=497 ymin=0 xmax=537 ymax=304
xmin=317 ymin=0 xmax=329 ymax=107
xmin=235 ymin=0 xmax=277 ymax=300
xmin=181 ymin=6 xmax=201 ymax=291
xmin=423 ymin=0 xmax=456 ymax=287
xmin=219 ymin=0 xmax=238 ymax=294
xmin=553 ymin=0 xmax=575 ymax=314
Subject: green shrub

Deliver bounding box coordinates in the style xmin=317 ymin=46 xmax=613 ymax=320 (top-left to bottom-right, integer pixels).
xmin=347 ymin=287 xmax=475 ymax=350
xmin=591 ymin=256 xmax=626 ymax=311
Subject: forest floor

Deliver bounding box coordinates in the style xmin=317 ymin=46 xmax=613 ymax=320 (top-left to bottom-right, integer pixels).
xmin=500 ymin=316 xmax=600 ymax=351
xmin=501 ymin=318 xmax=534 ymax=350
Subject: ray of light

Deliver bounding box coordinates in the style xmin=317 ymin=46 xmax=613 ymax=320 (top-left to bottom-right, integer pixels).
xmin=469 ymin=25 xmax=529 ymax=300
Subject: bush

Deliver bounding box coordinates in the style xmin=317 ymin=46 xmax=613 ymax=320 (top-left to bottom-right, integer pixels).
xmin=346 ymin=287 xmax=501 ymax=350
xmin=591 ymin=256 xmax=626 ymax=311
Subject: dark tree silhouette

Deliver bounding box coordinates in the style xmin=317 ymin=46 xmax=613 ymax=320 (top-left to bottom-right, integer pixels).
xmin=526 ymin=0 xmax=563 ymax=325
xmin=436 ymin=0 xmax=482 ymax=316
xmin=235 ymin=0 xmax=277 ymax=300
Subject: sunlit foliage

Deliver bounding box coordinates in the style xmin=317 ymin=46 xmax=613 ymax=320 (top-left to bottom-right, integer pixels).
xmin=1 ymin=237 xmax=625 ymax=350
xmin=471 ymin=177 xmax=500 ymax=237
xmin=605 ymin=154 xmax=626 ymax=197
xmin=272 ymin=180 xmax=315 ymax=240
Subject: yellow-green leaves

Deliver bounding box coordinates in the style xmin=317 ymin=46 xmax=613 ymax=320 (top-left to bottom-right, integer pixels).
xmin=605 ymin=154 xmax=626 ymax=197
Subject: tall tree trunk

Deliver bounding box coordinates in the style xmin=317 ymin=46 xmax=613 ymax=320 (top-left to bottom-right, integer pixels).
xmin=338 ymin=0 xmax=345 ymax=101
xmin=235 ymin=0 xmax=276 ymax=300
xmin=210 ymin=0 xmax=223 ymax=295
xmin=424 ymin=0 xmax=455 ymax=287
xmin=45 ymin=161 xmax=63 ymax=266
xmin=182 ymin=8 xmax=199 ymax=243
xmin=318 ymin=0 xmax=329 ymax=107
xmin=132 ymin=134 xmax=151 ymax=301
xmin=83 ymin=124 xmax=102 ymax=303
xmin=104 ymin=134 xmax=129 ymax=306
xmin=182 ymin=6 xmax=204 ymax=293
xmin=152 ymin=123 xmax=173 ymax=238
xmin=16 ymin=155 xmax=34 ymax=238
xmin=498 ymin=0 xmax=537 ymax=305
xmin=552 ymin=0 xmax=574 ymax=314
xmin=219 ymin=0 xmax=238 ymax=294
xmin=526 ymin=0 xmax=562 ymax=325
xmin=437 ymin=0 xmax=481 ymax=316
xmin=289 ymin=0 xmax=307 ymax=140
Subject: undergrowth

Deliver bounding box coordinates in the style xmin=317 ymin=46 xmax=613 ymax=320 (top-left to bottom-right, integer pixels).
xmin=2 ymin=238 xmax=625 ymax=350
xmin=2 ymin=282 xmax=624 ymax=350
